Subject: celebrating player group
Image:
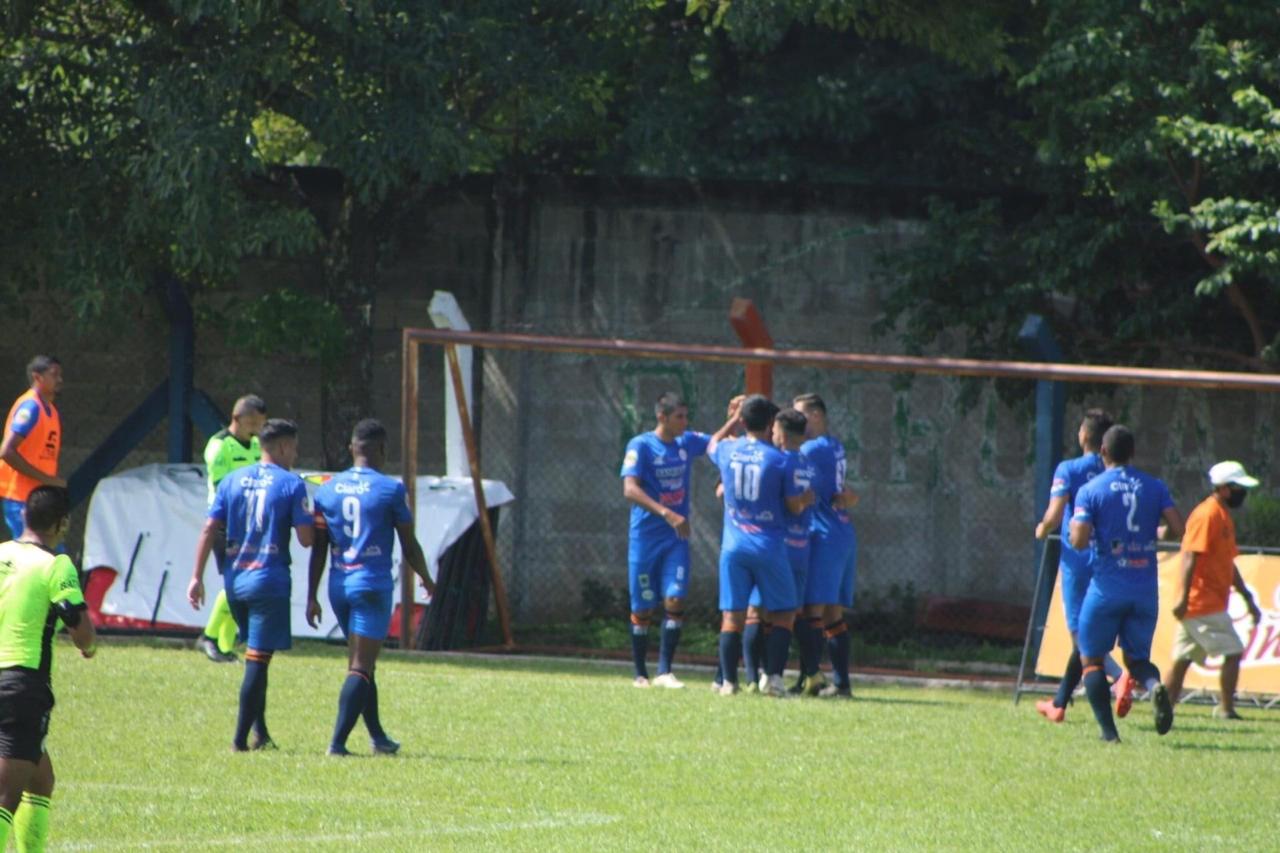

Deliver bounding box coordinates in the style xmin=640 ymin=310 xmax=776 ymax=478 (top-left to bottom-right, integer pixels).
xmin=621 ymin=390 xmax=857 ymax=698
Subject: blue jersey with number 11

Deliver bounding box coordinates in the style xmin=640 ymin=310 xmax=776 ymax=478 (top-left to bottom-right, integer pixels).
xmin=313 ymin=467 xmax=412 ymax=594
xmin=210 ymin=462 xmax=311 ymax=599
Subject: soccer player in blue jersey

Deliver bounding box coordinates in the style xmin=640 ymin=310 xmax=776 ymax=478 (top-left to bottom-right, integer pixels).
xmin=1033 ymin=409 xmax=1133 ymax=722
xmin=188 ymin=419 xmax=314 ymax=752
xmin=1069 ymin=425 xmax=1184 ymax=742
xmin=712 ymin=395 xmax=812 ymax=697
xmin=307 ymin=419 xmax=436 ymax=756
xmin=620 ymin=392 xmax=740 ymax=688
xmin=793 ymin=393 xmax=857 ymax=698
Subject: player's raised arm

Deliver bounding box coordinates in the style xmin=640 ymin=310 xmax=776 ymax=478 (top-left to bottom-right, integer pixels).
xmin=306 ymin=517 xmax=329 ymax=628
xmin=707 ymin=396 xmax=745 ymax=454
xmin=188 ymin=516 xmax=221 ymax=609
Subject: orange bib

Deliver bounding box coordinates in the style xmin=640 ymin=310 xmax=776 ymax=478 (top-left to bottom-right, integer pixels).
xmin=0 ymin=390 xmax=61 ymax=502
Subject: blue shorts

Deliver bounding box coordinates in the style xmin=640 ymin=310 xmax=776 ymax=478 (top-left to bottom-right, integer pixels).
xmin=227 ymin=595 xmax=292 ymax=652
xmin=805 ymin=536 xmax=855 ymax=607
xmin=330 ymin=582 xmax=393 ymax=641
xmin=1059 ymin=562 xmax=1093 ymax=635
xmin=628 ymin=537 xmax=689 ymax=613
xmin=720 ymin=541 xmax=795 ymax=613
xmin=749 ymin=544 xmax=809 ymax=609
xmin=1077 ymin=584 xmax=1157 ymax=660
xmin=2 ymin=499 xmax=24 ymax=539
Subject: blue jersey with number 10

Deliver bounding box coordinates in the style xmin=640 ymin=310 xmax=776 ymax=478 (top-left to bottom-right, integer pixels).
xmin=313 ymin=467 xmax=412 ymax=594
xmin=1072 ymin=465 xmax=1174 ymax=594
xmin=713 ymin=436 xmax=800 ymax=552
xmin=210 ymin=462 xmax=311 ymax=599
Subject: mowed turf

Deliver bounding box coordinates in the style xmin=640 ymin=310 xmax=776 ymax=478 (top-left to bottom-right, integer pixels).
xmin=45 ymin=638 xmax=1276 ymax=851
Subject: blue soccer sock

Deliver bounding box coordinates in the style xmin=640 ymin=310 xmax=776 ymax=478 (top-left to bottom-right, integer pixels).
xmin=363 ymin=676 xmax=386 ymax=740
xmin=1103 ymin=654 xmax=1124 ymax=682
xmin=1054 ymin=646 xmax=1084 ymax=709
xmin=657 ymin=612 xmax=683 ymax=676
xmin=332 ymin=668 xmax=372 ymax=750
xmin=766 ymin=625 xmax=793 ymax=677
xmin=1083 ymin=665 xmax=1119 ymax=740
xmin=712 ymin=662 xmax=724 ymax=688
xmin=742 ymin=618 xmax=763 ymax=685
xmin=825 ymin=620 xmax=851 ymax=689
xmin=1128 ymin=658 xmax=1161 ymax=692
xmin=630 ymin=614 xmax=650 ymax=679
xmin=718 ymin=630 xmax=743 ymax=687
xmin=236 ymin=652 xmax=272 ymax=749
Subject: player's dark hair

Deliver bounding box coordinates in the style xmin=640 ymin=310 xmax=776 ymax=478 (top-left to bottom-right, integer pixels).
xmin=1102 ymin=424 xmax=1134 ymax=465
xmin=26 ymin=355 xmax=61 ymax=383
xmin=258 ymin=418 xmax=299 ymax=446
xmin=654 ymin=392 xmax=686 ymax=418
xmin=351 ymin=418 xmax=388 ymax=447
xmin=232 ymin=394 xmax=267 ymax=417
xmin=793 ymin=393 xmax=826 ymax=416
xmin=740 ymin=395 xmax=780 ymax=432
xmin=775 ymin=408 xmax=808 ymax=437
xmin=1080 ymin=408 xmax=1113 ymax=450
xmin=24 ymin=486 xmax=70 ymax=532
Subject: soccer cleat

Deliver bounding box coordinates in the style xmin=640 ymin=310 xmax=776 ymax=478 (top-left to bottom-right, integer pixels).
xmin=818 ymin=683 xmax=853 ymax=700
xmin=327 ymin=744 xmax=352 ymax=757
xmin=787 ymin=675 xmax=808 ymax=696
xmin=1035 ymin=698 xmax=1066 ymax=723
xmin=1100 ymin=734 xmax=1122 ymax=745
xmin=198 ymin=636 xmax=232 ymax=663
xmin=717 ymin=682 xmax=740 ymax=697
xmin=632 ymin=676 xmax=651 ymax=689
xmin=371 ymin=736 xmax=402 ymax=755
xmin=1212 ymin=706 xmax=1244 ymax=721
xmin=250 ymin=736 xmax=277 ymax=751
xmin=1151 ymin=684 xmax=1174 ymax=735
xmin=1113 ymin=672 xmax=1134 ymax=719
xmin=763 ymin=674 xmax=789 ymax=698
xmin=652 ymin=673 xmax=685 ymax=690
xmin=803 ymin=671 xmax=828 ymax=697
xmin=710 ymin=679 xmax=724 ymax=693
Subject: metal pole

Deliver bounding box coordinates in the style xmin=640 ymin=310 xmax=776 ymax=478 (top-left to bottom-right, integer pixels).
xmin=399 ymin=333 xmax=419 ymax=649
xmin=1014 ymin=534 xmax=1057 ymax=705
xmin=445 ymin=343 xmax=515 ymax=648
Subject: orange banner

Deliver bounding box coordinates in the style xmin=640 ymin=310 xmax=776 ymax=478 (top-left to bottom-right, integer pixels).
xmin=1035 ymin=553 xmax=1280 ymax=695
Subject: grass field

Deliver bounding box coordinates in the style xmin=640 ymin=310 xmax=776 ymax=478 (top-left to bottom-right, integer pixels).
xmin=43 ymin=638 xmax=1276 ymax=851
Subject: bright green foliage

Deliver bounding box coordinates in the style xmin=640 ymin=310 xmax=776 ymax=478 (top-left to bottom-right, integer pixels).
xmin=50 ymin=639 xmax=1280 ymax=850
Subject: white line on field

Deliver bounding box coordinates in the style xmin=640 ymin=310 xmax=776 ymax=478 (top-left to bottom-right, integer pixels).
xmin=64 ymin=782 xmax=350 ymax=805
xmin=55 ymin=811 xmax=620 ymax=850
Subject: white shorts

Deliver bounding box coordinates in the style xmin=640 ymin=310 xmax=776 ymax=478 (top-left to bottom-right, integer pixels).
xmin=1172 ymin=611 xmax=1245 ymax=663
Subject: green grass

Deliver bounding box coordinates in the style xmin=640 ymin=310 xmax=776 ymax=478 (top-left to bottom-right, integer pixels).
xmin=44 ymin=638 xmax=1277 ymax=851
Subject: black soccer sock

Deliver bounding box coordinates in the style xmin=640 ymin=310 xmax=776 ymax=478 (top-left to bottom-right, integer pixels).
xmin=826 ymin=621 xmax=851 ymax=689
xmin=1054 ymin=646 xmax=1084 ymax=709
xmin=236 ymin=653 xmax=271 ymax=749
xmin=363 ymin=676 xmax=387 ymax=740
xmin=1128 ymin=658 xmax=1161 ymax=693
xmin=254 ymin=657 xmax=271 ymax=742
xmin=1083 ymin=665 xmax=1119 ymax=740
xmin=718 ymin=630 xmax=743 ymax=687
xmin=629 ymin=614 xmax=650 ymax=679
xmin=766 ymin=625 xmax=793 ymax=678
xmin=742 ymin=618 xmax=762 ymax=685
xmin=806 ymin=616 xmax=826 ymax=676
xmin=657 ymin=613 xmax=683 ymax=676
xmin=793 ymin=618 xmax=816 ymax=678
xmin=332 ymin=668 xmax=372 ymax=750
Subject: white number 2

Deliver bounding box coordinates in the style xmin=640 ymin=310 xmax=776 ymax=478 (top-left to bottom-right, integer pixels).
xmin=730 ymin=461 xmax=762 ymax=501
xmin=342 ymin=495 xmax=362 ymax=538
xmin=1122 ymin=492 xmax=1140 ymax=533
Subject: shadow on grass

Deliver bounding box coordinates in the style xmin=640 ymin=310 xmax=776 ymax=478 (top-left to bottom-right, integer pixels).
xmin=850 ymin=694 xmax=965 ymax=708
xmin=400 ymin=751 xmax=586 ymax=768
xmin=1167 ymin=741 xmax=1277 ymax=754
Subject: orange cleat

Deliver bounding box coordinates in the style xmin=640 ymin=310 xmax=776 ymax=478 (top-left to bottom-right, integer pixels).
xmin=1113 ymin=672 xmax=1134 ymax=719
xmin=1035 ymin=698 xmax=1065 ymax=723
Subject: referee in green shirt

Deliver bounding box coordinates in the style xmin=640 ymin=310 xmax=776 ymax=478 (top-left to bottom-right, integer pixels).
xmin=196 ymin=395 xmax=267 ymax=663
xmin=0 ymin=486 xmax=96 ymax=851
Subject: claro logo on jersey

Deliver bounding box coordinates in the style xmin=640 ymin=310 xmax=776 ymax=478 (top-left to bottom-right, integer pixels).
xmin=334 ymin=480 xmax=372 ymax=495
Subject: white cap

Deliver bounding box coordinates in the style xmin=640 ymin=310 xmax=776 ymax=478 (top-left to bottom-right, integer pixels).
xmin=1208 ymin=461 xmax=1259 ymax=489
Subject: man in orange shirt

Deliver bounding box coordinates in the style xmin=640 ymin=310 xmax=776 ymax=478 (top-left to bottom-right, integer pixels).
xmin=1164 ymin=460 xmax=1264 ymax=719
xmin=0 ymin=357 xmax=65 ymax=540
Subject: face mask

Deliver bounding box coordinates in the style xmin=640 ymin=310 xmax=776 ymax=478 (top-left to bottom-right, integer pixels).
xmin=1226 ymin=488 xmax=1247 ymax=509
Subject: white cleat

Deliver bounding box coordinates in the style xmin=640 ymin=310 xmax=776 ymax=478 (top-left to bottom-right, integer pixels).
xmin=633 ymin=676 xmax=652 ymax=689
xmin=763 ymin=674 xmax=789 ymax=698
xmin=717 ymin=682 xmax=740 ymax=697
xmin=652 ymin=673 xmax=685 ymax=689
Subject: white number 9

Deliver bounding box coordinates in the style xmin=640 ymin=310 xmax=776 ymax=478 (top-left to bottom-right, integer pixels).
xmin=342 ymin=495 xmax=361 ymax=538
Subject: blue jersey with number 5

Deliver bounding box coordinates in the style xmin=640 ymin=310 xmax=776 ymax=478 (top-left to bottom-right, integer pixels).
xmin=1072 ymin=466 xmax=1174 ymax=593
xmin=210 ymin=462 xmax=311 ymax=599
xmin=313 ymin=467 xmax=412 ymax=594
xmin=713 ymin=437 xmax=800 ymax=552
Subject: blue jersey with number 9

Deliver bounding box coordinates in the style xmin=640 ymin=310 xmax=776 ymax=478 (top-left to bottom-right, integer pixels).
xmin=210 ymin=462 xmax=311 ymax=599
xmin=313 ymin=467 xmax=412 ymax=594
xmin=1072 ymin=465 xmax=1174 ymax=593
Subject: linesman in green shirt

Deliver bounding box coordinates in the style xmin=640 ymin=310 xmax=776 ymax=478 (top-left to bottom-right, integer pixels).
xmin=197 ymin=394 xmax=267 ymax=663
xmin=0 ymin=486 xmax=96 ymax=852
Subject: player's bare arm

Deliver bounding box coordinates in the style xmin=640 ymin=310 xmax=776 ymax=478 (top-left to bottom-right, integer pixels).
xmin=785 ymin=488 xmax=814 ymax=516
xmin=833 ymin=486 xmax=859 ymax=510
xmin=294 ymin=521 xmax=315 ymax=549
xmin=64 ymin=605 xmax=97 ymax=659
xmin=1172 ymin=551 xmax=1197 ymax=620
xmin=187 ymin=517 xmax=222 ymax=608
xmin=622 ymin=475 xmax=688 ymax=538
xmin=1160 ymin=506 xmax=1185 ymax=540
xmin=0 ymin=429 xmax=65 ymax=487
xmin=1034 ymin=495 xmax=1069 ymax=540
xmin=1068 ymin=518 xmax=1091 ymax=550
xmin=1232 ymin=565 xmax=1262 ymax=624
xmin=395 ymin=521 xmax=436 ymax=597
xmin=306 ymin=524 xmax=329 ymax=627
xmin=706 ymin=400 xmax=744 ymax=454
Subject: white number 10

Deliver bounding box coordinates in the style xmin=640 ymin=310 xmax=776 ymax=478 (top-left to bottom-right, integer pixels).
xmin=730 ymin=461 xmax=762 ymax=501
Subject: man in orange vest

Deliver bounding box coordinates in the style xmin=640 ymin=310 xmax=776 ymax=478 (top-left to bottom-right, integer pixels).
xmin=0 ymin=356 xmax=65 ymax=539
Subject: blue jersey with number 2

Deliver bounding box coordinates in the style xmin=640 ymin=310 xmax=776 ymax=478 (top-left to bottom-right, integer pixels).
xmin=1072 ymin=466 xmax=1174 ymax=594
xmin=210 ymin=462 xmax=311 ymax=599
xmin=313 ymin=467 xmax=412 ymax=594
